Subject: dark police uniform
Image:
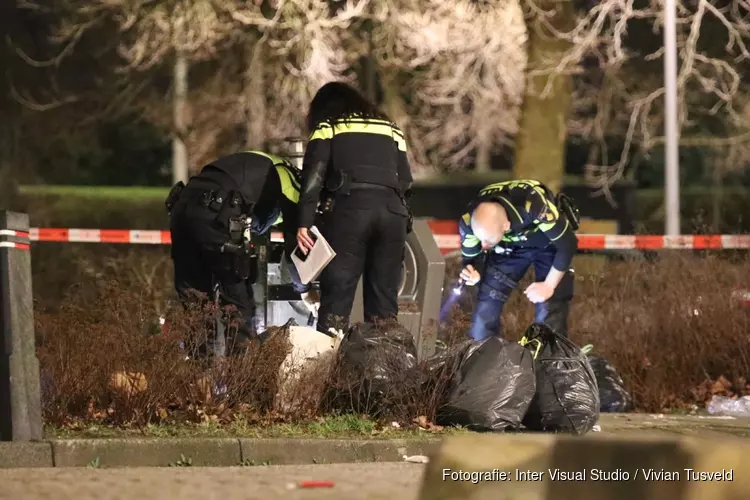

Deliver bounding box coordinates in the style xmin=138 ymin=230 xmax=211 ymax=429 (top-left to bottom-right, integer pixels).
xmin=167 ymin=151 xmax=309 ymax=354
xmin=298 ymin=116 xmax=413 ymax=333
xmin=459 ymin=180 xmax=578 ymax=340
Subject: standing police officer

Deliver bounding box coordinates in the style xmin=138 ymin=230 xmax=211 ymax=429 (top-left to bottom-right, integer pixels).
xmin=166 ymin=151 xmax=318 ymax=355
xmin=296 ymin=82 xmax=413 ymax=334
xmin=457 ymin=179 xmax=580 ymax=340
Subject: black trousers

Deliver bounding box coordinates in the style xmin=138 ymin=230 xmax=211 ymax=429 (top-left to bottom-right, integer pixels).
xmin=316 ymin=187 xmax=409 ymax=334
xmin=169 ymin=190 xmax=255 ymax=356
xmin=469 ymin=245 xmax=575 ymax=341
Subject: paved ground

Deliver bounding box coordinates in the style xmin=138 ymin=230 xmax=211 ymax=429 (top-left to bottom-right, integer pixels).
xmin=0 ymin=462 xmax=428 ymax=500
xmin=595 ymin=412 xmax=750 ymax=438
xmin=2 ymin=413 xmax=750 ymax=500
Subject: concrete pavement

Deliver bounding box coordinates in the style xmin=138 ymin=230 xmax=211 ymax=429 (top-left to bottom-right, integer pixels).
xmin=1 ymin=413 xmax=750 ymax=469
xmin=0 ymin=462 xmax=428 ymax=500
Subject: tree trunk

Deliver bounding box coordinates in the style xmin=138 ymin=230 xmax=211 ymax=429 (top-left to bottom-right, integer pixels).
xmin=475 ymin=140 xmax=491 ymax=173
xmin=244 ymin=37 xmax=267 ymax=149
xmin=512 ymin=0 xmax=577 ymax=193
xmin=711 ymin=147 xmax=730 ymax=232
xmin=363 ymin=55 xmax=377 ymax=103
xmin=172 ymin=52 xmax=189 ymax=184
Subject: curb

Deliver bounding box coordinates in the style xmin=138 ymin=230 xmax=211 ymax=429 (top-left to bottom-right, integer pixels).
xmin=0 ymin=438 xmax=441 ymax=468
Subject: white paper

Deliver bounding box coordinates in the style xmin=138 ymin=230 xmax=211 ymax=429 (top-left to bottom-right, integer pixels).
xmin=291 ymin=225 xmax=336 ymax=285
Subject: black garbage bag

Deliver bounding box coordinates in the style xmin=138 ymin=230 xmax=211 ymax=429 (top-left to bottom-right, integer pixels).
xmin=587 ymin=354 xmax=633 ymax=413
xmin=520 ymin=323 xmax=599 ymax=435
xmin=436 ymin=337 xmax=536 ymax=432
xmin=328 ymin=321 xmax=418 ymax=414
xmin=423 ymin=339 xmax=472 ymax=374
xmin=419 ymin=339 xmax=473 ymax=412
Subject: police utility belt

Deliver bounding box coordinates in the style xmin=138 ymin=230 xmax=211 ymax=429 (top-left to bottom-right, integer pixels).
xmin=315 ymin=168 xmax=414 ymax=233
xmin=165 ymin=180 xmax=257 ymax=279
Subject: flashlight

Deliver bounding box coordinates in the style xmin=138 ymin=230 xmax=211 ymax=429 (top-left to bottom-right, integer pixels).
xmin=453 ymin=279 xmax=466 ymax=295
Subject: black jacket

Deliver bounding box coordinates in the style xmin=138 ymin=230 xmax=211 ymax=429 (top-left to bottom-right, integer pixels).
xmin=298 ymin=116 xmax=413 ymax=228
xmin=191 ymin=151 xmax=310 ymax=293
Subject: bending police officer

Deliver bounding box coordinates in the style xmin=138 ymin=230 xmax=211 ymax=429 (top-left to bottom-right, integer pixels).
xmin=457 ymin=180 xmax=580 ymax=340
xmin=296 ymin=82 xmax=413 ymax=334
xmin=166 ymin=151 xmax=318 ymax=355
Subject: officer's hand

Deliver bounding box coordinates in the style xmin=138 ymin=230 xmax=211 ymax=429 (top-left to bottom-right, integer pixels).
xmin=300 ymin=290 xmax=320 ymax=318
xmin=524 ymin=282 xmax=554 ymax=304
xmin=297 ymin=227 xmax=315 ymax=254
xmin=459 ymin=265 xmax=481 ymax=286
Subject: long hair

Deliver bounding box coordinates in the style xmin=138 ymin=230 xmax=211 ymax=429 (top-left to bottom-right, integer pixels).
xmin=306 ymin=82 xmax=390 ymax=133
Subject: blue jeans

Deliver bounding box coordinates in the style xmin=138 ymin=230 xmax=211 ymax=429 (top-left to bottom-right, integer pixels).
xmin=468 ymin=246 xmax=574 ymax=341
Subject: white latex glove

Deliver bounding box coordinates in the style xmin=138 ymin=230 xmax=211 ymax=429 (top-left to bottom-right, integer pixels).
xmin=300 ymin=290 xmax=320 ymax=318
xmin=459 ymin=265 xmax=481 ymax=286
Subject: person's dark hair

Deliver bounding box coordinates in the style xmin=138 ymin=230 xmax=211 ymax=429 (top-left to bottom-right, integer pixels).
xmin=306 ymin=81 xmax=390 ymax=133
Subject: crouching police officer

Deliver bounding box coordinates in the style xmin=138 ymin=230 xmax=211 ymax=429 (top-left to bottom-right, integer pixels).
xmin=165 ymin=151 xmax=319 ymax=355
xmin=457 ymin=179 xmax=580 ymax=340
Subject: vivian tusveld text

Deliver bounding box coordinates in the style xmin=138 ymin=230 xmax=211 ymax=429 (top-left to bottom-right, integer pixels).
xmin=442 ymin=468 xmax=734 ymax=483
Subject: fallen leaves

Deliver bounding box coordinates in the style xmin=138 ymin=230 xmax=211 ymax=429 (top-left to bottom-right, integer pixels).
xmin=693 ymin=375 xmax=750 ymax=405
xmin=413 ymin=415 xmax=443 ymax=432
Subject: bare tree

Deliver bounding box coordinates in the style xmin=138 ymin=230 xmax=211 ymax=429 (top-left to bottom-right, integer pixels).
xmin=369 ymin=0 xmax=528 ymax=174
xmin=140 ymin=0 xmax=365 ymax=166
xmin=28 ymin=0 xmax=242 ymax=179
xmin=525 ymin=0 xmax=750 ymax=194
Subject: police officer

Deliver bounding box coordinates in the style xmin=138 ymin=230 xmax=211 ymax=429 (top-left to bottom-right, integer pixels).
xmin=296 ymin=82 xmax=413 ymax=334
xmin=457 ymin=179 xmax=580 ymax=340
xmin=166 ymin=151 xmax=318 ymax=355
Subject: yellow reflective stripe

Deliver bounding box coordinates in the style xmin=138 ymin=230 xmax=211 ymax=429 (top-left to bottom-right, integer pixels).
xmin=391 ymin=126 xmax=407 ymax=152
xmin=245 ymin=150 xmax=287 ymax=165
xmin=546 ymin=219 xmax=569 ymax=241
xmin=276 ymin=165 xmax=300 ymax=203
xmin=279 ymin=164 xmax=301 ymax=190
xmin=461 ymin=213 xmax=471 ymax=225
xmin=462 ymin=234 xmax=480 ymax=248
xmin=309 ymin=123 xmax=334 ymax=141
xmin=499 ymin=197 xmax=522 ymax=223
xmin=309 ymin=119 xmax=406 ymax=150
xmin=272 ymin=214 xmax=283 ymax=226
xmin=393 ymin=133 xmax=407 ymax=152
xmin=331 ymin=121 xmax=395 ymax=138
xmin=481 ymin=180 xmax=540 ymax=193
xmin=344 ymin=117 xmax=394 ymax=126
xmin=532 ymin=186 xmax=559 ymax=218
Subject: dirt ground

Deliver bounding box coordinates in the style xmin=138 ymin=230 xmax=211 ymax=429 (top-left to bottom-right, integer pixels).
xmin=0 ymin=463 xmax=427 ymax=500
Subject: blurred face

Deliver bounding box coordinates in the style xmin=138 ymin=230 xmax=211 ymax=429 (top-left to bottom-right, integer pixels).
xmin=473 ymin=224 xmax=501 ymax=249
xmin=471 ymin=203 xmax=511 ymax=249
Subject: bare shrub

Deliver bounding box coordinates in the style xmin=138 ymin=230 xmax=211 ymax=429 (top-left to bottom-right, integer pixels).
xmin=36 ymin=279 xmax=294 ymax=427
xmin=441 ymin=251 xmax=750 ymax=412
xmin=36 ymin=250 xmax=750 ymax=428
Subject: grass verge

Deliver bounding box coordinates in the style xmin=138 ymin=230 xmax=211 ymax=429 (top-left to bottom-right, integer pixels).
xmin=45 ymin=414 xmax=464 ymax=440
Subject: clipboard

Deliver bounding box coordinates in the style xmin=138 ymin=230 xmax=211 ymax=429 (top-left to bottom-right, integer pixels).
xmin=291 ymin=225 xmax=336 ymax=285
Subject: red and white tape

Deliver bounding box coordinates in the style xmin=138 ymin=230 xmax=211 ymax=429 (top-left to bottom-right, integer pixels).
xmin=26 ymin=224 xmax=750 ymax=253
xmin=0 ymin=229 xmax=31 ymax=250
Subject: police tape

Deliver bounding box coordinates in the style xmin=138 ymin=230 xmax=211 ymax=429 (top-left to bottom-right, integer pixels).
xmin=26 ymin=226 xmax=750 ymax=252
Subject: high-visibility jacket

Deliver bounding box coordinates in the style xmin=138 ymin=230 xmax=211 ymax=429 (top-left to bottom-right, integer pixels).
xmin=459 ymin=179 xmax=578 ymax=272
